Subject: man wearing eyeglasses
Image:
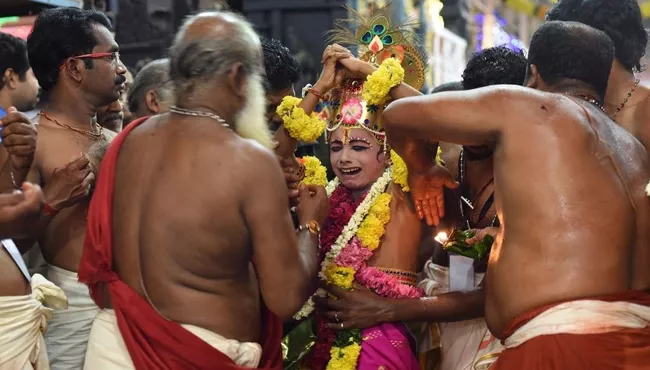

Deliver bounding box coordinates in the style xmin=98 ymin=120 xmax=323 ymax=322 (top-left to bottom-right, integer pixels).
xmin=12 ymin=7 xmax=126 ymax=370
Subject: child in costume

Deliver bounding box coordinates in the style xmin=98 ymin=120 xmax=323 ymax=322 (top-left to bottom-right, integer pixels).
xmin=279 ymin=6 xmax=440 ymax=369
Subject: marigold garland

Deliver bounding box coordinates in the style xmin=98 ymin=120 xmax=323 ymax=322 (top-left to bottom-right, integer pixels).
xmin=277 ymin=96 xmax=326 ymax=142
xmin=326 ymin=343 xmax=362 ymax=370
xmin=362 ymin=58 xmax=405 ymax=107
xmin=390 ymin=150 xmax=409 ymax=192
xmin=356 ymin=193 xmax=392 ymax=251
xmin=323 ymin=264 xmax=356 ymax=289
xmin=299 ymin=156 xmax=328 ymax=186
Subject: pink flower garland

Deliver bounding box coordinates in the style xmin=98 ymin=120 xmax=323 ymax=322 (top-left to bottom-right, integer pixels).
xmin=356 ymin=267 xmax=425 ymax=299
xmin=335 ymin=237 xmax=373 ymax=271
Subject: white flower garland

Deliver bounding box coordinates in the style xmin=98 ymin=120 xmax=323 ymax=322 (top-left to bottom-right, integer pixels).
xmin=293 ymin=169 xmax=392 ymax=320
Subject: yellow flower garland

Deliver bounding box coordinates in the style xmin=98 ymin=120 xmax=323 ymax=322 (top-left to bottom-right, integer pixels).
xmin=277 ymin=96 xmax=326 ymax=142
xmin=324 ymin=264 xmax=356 ymax=289
xmin=299 ymin=156 xmax=328 ymax=186
xmin=362 ymin=58 xmax=405 ymax=107
xmin=326 ymin=343 xmax=362 ymax=370
xmin=356 ymin=193 xmax=392 ymax=251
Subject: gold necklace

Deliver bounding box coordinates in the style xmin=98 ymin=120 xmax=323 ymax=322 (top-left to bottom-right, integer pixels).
xmin=613 ymin=79 xmax=640 ymax=119
xmin=39 ymin=112 xmax=104 ymax=140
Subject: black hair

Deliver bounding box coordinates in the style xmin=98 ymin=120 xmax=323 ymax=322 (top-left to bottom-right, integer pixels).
xmin=528 ymin=21 xmax=614 ymax=101
xmin=430 ymin=81 xmax=463 ymax=94
xmin=546 ymin=0 xmax=647 ymax=72
xmin=27 ymin=7 xmax=113 ymax=92
xmin=0 ymin=32 xmax=30 ymax=90
xmin=462 ymin=46 xmax=527 ymax=90
xmin=261 ymin=37 xmax=301 ymax=92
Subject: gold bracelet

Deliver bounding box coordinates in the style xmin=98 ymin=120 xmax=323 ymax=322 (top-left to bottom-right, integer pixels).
xmin=297 ymin=220 xmax=321 ymax=236
xmin=10 ymin=170 xmax=18 ymax=189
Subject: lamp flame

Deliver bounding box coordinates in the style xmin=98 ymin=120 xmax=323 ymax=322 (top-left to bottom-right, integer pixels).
xmin=434 ymin=232 xmax=448 ymax=245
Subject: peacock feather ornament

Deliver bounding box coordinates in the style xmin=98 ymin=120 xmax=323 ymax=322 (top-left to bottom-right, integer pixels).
xmin=322 ymin=4 xmax=427 ymax=148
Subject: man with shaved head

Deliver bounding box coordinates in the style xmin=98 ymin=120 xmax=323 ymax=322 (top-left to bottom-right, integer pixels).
xmin=79 ymin=11 xmax=329 ymax=369
xmin=385 ymin=21 xmax=650 ymax=369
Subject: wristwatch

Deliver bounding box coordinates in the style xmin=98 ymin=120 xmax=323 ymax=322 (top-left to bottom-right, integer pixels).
xmin=297 ymin=220 xmax=321 ymax=236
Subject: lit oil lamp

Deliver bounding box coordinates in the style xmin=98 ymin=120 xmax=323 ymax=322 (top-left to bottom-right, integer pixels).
xmin=436 ymin=229 xmax=494 ymax=261
xmin=434 ymin=231 xmax=449 ymax=245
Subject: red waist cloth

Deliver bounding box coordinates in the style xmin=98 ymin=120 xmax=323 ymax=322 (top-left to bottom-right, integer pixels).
xmin=78 ymin=116 xmax=282 ymax=370
xmin=492 ymin=291 xmax=650 ymax=370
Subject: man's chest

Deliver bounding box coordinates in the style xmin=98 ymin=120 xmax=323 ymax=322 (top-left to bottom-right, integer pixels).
xmin=37 ymin=132 xmax=100 ymax=184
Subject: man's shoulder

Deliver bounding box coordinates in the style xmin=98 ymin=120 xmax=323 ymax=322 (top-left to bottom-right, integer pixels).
xmin=231 ymin=136 xmax=278 ymax=169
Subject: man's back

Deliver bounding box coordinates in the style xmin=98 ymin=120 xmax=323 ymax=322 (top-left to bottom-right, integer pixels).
xmin=111 ymin=114 xmax=264 ymax=343
xmin=486 ymin=91 xmax=650 ymax=336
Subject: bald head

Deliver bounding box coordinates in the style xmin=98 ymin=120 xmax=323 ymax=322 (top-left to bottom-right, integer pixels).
xmin=169 ymin=11 xmax=262 ymax=96
xmin=168 ymin=11 xmax=273 ymax=149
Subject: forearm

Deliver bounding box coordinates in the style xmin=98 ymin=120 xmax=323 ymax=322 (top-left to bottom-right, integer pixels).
xmin=297 ymin=230 xmax=320 ymax=297
xmin=390 ymin=135 xmax=438 ymax=173
xmin=386 ymin=289 xmax=485 ymax=323
xmin=300 ymin=80 xmax=328 ymax=116
xmin=390 ymin=82 xmax=422 ymax=100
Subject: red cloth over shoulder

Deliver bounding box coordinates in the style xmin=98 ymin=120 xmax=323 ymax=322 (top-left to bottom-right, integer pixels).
xmin=78 ymin=116 xmax=282 ymax=370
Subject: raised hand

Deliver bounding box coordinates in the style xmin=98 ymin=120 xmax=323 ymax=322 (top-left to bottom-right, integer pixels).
xmin=337 ymin=55 xmax=377 ymax=80
xmin=0 ymin=107 xmax=38 ymax=171
xmin=295 ymin=184 xmax=329 ymax=227
xmin=43 ymin=154 xmax=95 ymax=211
xmin=279 ymin=155 xmax=303 ymax=206
xmin=0 ymin=182 xmax=44 ymax=239
xmin=409 ymin=164 xmax=459 ymax=226
xmin=315 ymin=44 xmax=353 ymax=93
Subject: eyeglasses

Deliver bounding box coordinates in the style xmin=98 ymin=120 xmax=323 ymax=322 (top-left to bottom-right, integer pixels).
xmin=59 ymin=51 xmax=121 ymax=70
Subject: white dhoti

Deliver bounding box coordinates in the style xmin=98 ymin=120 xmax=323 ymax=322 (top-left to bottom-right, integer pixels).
xmin=44 ymin=265 xmax=99 ymax=370
xmin=504 ymin=299 xmax=650 ymax=348
xmin=0 ymin=274 xmax=68 ymax=370
xmin=417 ymin=261 xmax=499 ymax=370
xmin=84 ymin=309 xmax=263 ymax=369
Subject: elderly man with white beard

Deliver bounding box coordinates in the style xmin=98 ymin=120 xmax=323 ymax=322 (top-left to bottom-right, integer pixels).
xmin=78 ymin=11 xmax=330 ymax=369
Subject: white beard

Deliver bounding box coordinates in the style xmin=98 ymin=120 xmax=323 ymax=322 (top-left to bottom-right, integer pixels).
xmin=233 ymin=73 xmax=274 ymax=149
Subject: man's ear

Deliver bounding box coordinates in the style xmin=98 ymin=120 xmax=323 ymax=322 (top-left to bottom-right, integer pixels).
xmin=63 ymin=58 xmax=85 ymax=84
xmin=3 ymin=68 xmax=18 ymax=89
xmin=145 ymin=90 xmax=160 ymax=113
xmin=226 ymin=62 xmax=247 ymax=100
xmin=525 ymin=64 xmax=539 ymax=88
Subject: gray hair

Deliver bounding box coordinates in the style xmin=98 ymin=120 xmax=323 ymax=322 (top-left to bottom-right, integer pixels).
xmin=127 ymin=58 xmax=172 ymax=114
xmin=169 ymin=11 xmax=262 ymax=96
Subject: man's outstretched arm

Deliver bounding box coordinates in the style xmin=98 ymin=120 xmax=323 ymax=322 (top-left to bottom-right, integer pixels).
xmin=318 ymin=284 xmax=485 ymax=330
xmin=384 ymin=85 xmax=542 ymax=147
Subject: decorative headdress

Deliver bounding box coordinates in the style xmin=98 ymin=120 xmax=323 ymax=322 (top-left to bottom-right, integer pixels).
xmin=322 ymin=4 xmax=427 ymax=150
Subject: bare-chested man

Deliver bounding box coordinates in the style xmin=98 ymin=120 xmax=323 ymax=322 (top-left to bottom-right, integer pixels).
xmin=385 ymin=21 xmax=650 ymax=369
xmin=22 ymin=7 xmax=125 ymax=369
xmin=547 ymin=0 xmax=650 ymax=154
xmin=79 ymin=11 xmax=329 ymax=369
